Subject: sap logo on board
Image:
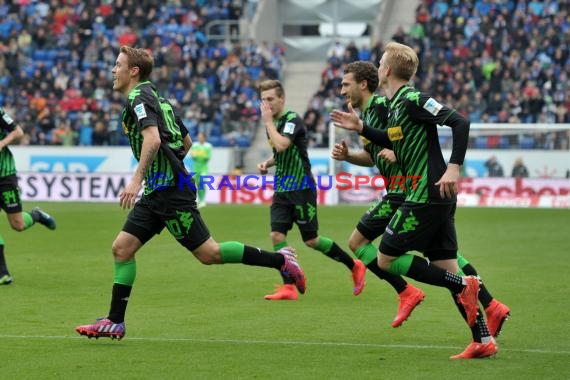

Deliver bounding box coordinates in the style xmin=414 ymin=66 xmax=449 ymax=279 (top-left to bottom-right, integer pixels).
xmin=30 ymin=156 xmax=107 ymax=173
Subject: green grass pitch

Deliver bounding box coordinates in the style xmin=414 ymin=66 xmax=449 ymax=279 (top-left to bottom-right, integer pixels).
xmin=1 ymin=203 xmax=569 ymax=379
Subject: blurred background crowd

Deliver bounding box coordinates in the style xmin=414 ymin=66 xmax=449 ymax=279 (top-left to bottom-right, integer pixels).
xmin=0 ymin=0 xmax=568 ymax=149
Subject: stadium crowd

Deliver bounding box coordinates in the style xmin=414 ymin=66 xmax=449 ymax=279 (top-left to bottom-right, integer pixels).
xmin=0 ymin=0 xmax=282 ymax=147
xmin=305 ymin=0 xmax=570 ymax=149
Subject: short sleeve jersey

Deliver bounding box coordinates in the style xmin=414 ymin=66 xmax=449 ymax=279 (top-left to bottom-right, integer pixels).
xmin=386 ymin=86 xmax=457 ymax=204
xmin=121 ymin=81 xmax=188 ymax=194
xmin=0 ymin=108 xmax=18 ymax=177
xmin=269 ymin=110 xmax=315 ymax=192
xmin=361 ymin=94 xmax=405 ymax=196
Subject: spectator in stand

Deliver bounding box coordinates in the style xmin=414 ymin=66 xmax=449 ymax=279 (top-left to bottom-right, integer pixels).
xmin=485 ymin=155 xmax=505 ymax=177
xmin=304 ymin=0 xmax=570 ymax=148
xmin=511 ymin=157 xmax=530 ymax=178
xmin=0 ymin=1 xmax=282 ymax=148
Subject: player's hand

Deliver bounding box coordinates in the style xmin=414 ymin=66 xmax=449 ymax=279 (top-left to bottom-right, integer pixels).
xmin=119 ymin=179 xmax=142 ymax=209
xmin=435 ymin=164 xmax=461 ymax=199
xmin=379 ymin=148 xmax=397 ymax=164
xmin=331 ymin=140 xmax=349 ymax=161
xmin=260 ymin=101 xmax=273 ymax=126
xmin=330 ymin=103 xmax=363 ymax=132
xmin=257 ymin=161 xmax=268 ymax=175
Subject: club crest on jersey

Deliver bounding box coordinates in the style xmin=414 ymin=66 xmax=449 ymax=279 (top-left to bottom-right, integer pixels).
xmin=423 ymin=98 xmax=443 ymax=116
xmin=387 ymin=126 xmax=403 ymax=141
xmin=283 ymin=122 xmax=295 ymax=134
xmin=134 ymin=103 xmax=147 ymax=120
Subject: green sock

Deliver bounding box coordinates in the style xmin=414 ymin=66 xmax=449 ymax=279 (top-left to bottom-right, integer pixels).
xmin=354 ymin=243 xmax=378 ymax=266
xmin=220 ymin=241 xmax=244 ymax=263
xmin=388 ymin=254 xmax=414 ymax=276
xmin=273 ymin=241 xmax=288 ymax=251
xmin=315 ymin=236 xmax=333 ymax=253
xmin=457 ymin=253 xmax=469 ymax=269
xmin=23 ymin=212 xmax=34 ymax=229
xmin=114 ymin=260 xmax=136 ymax=286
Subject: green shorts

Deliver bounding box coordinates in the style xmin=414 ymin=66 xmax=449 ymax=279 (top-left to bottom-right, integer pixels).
xmin=123 ymin=186 xmax=211 ymax=251
xmin=270 ymin=189 xmax=319 ymax=241
xmin=0 ymin=175 xmax=22 ymax=214
xmin=356 ymin=193 xmax=405 ymax=242
xmin=380 ymin=202 xmax=458 ymax=261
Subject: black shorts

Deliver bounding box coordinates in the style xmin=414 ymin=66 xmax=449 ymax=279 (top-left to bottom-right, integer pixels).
xmin=123 ymin=186 xmax=211 ymax=251
xmin=356 ymin=193 xmax=405 ymax=242
xmin=271 ymin=189 xmax=318 ymax=240
xmin=380 ymin=202 xmax=458 ymax=261
xmin=0 ymin=175 xmax=22 ymax=214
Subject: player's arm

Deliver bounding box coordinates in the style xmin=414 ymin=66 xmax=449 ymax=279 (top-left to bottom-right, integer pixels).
xmin=176 ymin=115 xmax=192 ymax=157
xmin=331 ymin=140 xmax=373 ymax=166
xmin=330 ymin=104 xmax=392 ymax=148
xmin=0 ymin=124 xmax=24 ymax=150
xmin=182 ymin=134 xmax=192 ymax=157
xmin=261 ymin=102 xmax=291 ymax=152
xmin=120 ymin=125 xmax=161 ymax=209
xmin=411 ymin=95 xmax=470 ymax=198
xmin=257 ymin=156 xmax=275 ymax=175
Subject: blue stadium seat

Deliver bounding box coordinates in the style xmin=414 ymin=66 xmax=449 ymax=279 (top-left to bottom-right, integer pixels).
xmin=474 ymin=136 xmax=488 ymax=149
xmin=235 ymin=136 xmax=251 ymax=147
xmin=208 ymin=135 xmax=221 ymax=146
xmin=520 ymin=136 xmax=535 ymax=149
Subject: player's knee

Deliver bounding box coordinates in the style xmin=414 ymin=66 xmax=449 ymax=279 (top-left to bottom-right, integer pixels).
xmin=270 ymin=231 xmax=285 ymax=245
xmin=192 ymin=240 xmax=222 ymax=265
xmin=348 ymin=239 xmax=361 ymax=253
xmin=196 ymin=255 xmax=217 ymax=265
xmin=377 ymin=255 xmax=391 ymax=271
xmin=304 ymin=237 xmax=318 ymax=249
xmin=112 ymin=241 xmax=134 ymax=261
xmin=10 ymin=221 xmax=26 ymax=232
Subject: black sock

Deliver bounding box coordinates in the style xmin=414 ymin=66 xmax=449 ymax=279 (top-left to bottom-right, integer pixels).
xmin=366 ymin=260 xmax=408 ymax=293
xmin=0 ymin=245 xmax=8 ymax=274
xmin=327 ymin=242 xmax=355 ymax=270
xmin=406 ymin=256 xmax=464 ymax=293
xmin=108 ymin=283 xmax=132 ymax=323
xmin=450 ymin=292 xmax=489 ymax=343
xmin=461 ymin=263 xmax=493 ymax=308
xmin=242 ymin=246 xmax=293 ymax=284
xmin=242 ymin=246 xmax=284 ymax=269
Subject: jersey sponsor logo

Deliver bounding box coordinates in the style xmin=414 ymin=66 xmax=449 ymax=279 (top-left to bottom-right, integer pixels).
xmin=423 ymin=97 xmax=443 ymax=116
xmin=2 ymin=112 xmax=14 ymax=125
xmin=387 ymin=126 xmax=403 ymax=141
xmin=134 ymin=103 xmax=147 ymax=120
xmin=283 ymin=122 xmax=295 ymax=134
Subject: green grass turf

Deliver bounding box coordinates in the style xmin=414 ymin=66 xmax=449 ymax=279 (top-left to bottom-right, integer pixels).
xmin=1 ymin=203 xmax=569 ymax=379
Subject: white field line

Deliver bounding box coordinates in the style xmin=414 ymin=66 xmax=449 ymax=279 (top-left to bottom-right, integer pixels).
xmin=0 ymin=334 xmax=569 ymax=355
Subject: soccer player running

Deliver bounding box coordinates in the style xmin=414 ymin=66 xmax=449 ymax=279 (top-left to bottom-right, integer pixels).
xmin=256 ymin=79 xmax=366 ymax=300
xmin=0 ymin=107 xmax=56 ymax=286
xmin=331 ymin=42 xmax=497 ymax=359
xmin=333 ymin=61 xmax=510 ymax=335
xmin=190 ymin=132 xmax=212 ymax=208
xmin=75 ymin=46 xmax=306 ymax=340
xmin=332 ymin=61 xmax=425 ymax=327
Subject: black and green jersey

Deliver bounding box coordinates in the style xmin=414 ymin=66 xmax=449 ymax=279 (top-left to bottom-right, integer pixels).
xmin=0 ymin=108 xmax=18 ymax=178
xmin=361 ymin=94 xmax=405 ymax=196
xmin=386 ymin=86 xmax=457 ymax=204
xmin=121 ymin=81 xmax=188 ymax=194
xmin=269 ymin=110 xmax=315 ymax=192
